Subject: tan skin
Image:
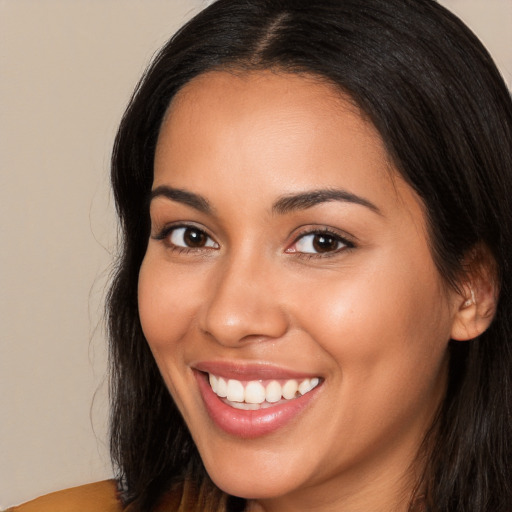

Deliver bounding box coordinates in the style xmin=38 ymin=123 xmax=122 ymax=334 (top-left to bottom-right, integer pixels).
xmin=138 ymin=71 xmax=494 ymax=511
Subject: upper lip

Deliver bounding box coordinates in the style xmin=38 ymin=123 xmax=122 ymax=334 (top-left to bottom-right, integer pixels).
xmin=193 ymin=360 xmax=321 ymax=381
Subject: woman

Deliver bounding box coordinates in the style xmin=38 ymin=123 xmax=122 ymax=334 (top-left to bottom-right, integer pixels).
xmin=109 ymin=0 xmax=512 ymax=510
xmin=9 ymin=0 xmax=512 ymax=511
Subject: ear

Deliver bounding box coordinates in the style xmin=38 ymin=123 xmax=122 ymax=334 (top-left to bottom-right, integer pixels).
xmin=450 ymin=245 xmax=498 ymax=341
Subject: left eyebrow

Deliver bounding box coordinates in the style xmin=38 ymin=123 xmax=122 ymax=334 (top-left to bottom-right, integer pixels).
xmin=150 ymin=185 xmax=212 ymax=214
xmin=272 ymin=188 xmax=382 ymax=216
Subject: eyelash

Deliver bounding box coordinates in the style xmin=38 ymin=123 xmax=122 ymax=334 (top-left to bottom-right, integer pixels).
xmin=153 ymin=224 xmax=218 ymax=254
xmin=153 ymin=224 xmax=355 ymax=257
xmin=287 ymin=227 xmax=355 ymax=259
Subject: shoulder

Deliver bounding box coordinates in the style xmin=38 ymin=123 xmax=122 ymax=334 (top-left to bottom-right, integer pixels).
xmin=5 ymin=480 xmax=122 ymax=512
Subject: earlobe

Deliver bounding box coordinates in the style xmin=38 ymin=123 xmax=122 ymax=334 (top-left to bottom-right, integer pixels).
xmin=450 ymin=261 xmax=498 ymax=342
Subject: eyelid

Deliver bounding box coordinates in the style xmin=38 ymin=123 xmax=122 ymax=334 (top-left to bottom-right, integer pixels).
xmin=153 ymin=220 xmax=206 ymax=238
xmin=151 ymin=222 xmax=354 ymax=257
xmin=152 ymin=222 xmax=219 ymax=250
xmin=285 ymin=226 xmax=356 ymax=256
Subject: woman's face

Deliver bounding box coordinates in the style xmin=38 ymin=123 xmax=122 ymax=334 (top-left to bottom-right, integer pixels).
xmin=138 ymin=71 xmax=462 ymax=509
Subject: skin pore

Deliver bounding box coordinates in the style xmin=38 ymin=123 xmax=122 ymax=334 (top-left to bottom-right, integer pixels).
xmin=138 ymin=71 xmax=474 ymax=511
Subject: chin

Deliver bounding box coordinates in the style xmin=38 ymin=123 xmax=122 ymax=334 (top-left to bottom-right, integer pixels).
xmin=200 ymin=450 xmax=309 ymax=500
xmin=209 ymin=471 xmax=294 ymax=500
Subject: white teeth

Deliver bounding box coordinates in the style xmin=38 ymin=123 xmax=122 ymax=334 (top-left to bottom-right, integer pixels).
xmin=299 ymin=378 xmax=316 ymax=395
xmin=230 ymin=402 xmax=261 ymax=410
xmin=282 ymin=379 xmax=298 ymax=399
xmin=245 ymin=381 xmax=266 ymax=404
xmin=208 ymin=374 xmax=320 ymax=405
xmin=209 ymin=373 xmax=218 ymax=393
xmin=226 ymin=379 xmax=244 ymax=402
xmin=216 ymin=377 xmax=228 ymax=398
xmin=265 ymin=380 xmax=282 ymax=403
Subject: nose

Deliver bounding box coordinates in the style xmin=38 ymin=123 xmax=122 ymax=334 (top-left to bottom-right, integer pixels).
xmin=199 ymin=254 xmax=289 ymax=347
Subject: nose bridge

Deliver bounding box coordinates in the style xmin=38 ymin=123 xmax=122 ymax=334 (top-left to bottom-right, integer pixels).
xmin=200 ymin=247 xmax=288 ymax=346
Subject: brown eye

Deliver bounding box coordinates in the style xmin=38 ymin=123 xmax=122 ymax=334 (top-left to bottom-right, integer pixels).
xmin=168 ymin=227 xmax=218 ymax=249
xmin=183 ymin=228 xmax=207 ymax=247
xmin=312 ymin=233 xmax=339 ymax=253
xmin=290 ymin=231 xmax=348 ymax=255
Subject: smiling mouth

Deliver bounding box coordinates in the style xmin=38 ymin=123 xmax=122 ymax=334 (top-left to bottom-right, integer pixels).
xmin=207 ymin=373 xmax=321 ymax=410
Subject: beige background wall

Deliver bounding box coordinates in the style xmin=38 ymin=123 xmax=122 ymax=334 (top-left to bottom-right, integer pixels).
xmin=1 ymin=0 xmax=510 ymax=508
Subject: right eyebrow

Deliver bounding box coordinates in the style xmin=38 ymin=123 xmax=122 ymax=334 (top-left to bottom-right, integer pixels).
xmin=272 ymin=188 xmax=382 ymax=216
xmin=150 ymin=185 xmax=212 ymax=214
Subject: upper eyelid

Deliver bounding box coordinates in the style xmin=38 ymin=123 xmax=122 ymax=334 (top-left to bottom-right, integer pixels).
xmin=152 ymin=221 xmax=214 ymax=239
xmin=289 ymin=226 xmax=356 ymax=246
xmin=153 ymin=224 xmax=219 ymax=252
xmin=287 ymin=230 xmax=355 ymax=260
xmin=151 ymin=221 xmax=356 ymax=251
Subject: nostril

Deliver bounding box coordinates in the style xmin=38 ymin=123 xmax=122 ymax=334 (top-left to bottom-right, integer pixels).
xmin=197 ymin=259 xmax=289 ymax=346
xmin=200 ymin=302 xmax=288 ymax=347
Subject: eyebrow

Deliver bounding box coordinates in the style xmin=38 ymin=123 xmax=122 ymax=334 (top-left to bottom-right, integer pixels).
xmin=272 ymin=189 xmax=381 ymax=215
xmin=150 ymin=185 xmax=381 ymax=217
xmin=150 ymin=185 xmax=212 ymax=214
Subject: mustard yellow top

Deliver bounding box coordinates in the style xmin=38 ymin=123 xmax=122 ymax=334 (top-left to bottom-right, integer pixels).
xmin=5 ymin=481 xmax=122 ymax=512
xmin=5 ymin=478 xmax=231 ymax=512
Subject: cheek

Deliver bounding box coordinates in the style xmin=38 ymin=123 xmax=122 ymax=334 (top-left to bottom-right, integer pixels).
xmin=291 ymin=256 xmax=451 ymax=393
xmin=137 ymin=256 xmax=197 ymax=357
xmin=137 ymin=256 xmax=206 ymax=413
xmin=295 ymin=268 xmax=450 ymax=456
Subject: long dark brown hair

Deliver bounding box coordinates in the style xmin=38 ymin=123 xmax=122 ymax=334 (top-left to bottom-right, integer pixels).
xmin=108 ymin=1 xmax=512 ymax=510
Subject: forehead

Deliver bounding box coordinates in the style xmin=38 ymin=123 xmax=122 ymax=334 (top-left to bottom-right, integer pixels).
xmin=163 ymin=70 xmax=374 ymax=143
xmin=168 ymin=69 xmax=354 ymax=121
xmin=154 ymin=70 xmax=423 ymax=226
xmin=157 ymin=71 xmax=390 ymax=179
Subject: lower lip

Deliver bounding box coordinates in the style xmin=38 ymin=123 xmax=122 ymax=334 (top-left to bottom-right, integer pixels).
xmin=194 ymin=371 xmax=321 ymax=438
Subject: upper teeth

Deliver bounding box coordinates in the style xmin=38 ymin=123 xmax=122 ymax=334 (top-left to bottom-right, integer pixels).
xmin=208 ymin=374 xmax=320 ymax=404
